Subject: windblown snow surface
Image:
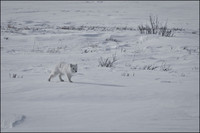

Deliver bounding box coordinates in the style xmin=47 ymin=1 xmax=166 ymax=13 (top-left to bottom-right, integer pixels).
xmin=1 ymin=1 xmax=199 ymax=132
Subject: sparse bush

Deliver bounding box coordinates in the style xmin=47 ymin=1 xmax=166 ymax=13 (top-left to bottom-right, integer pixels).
xmin=105 ymin=36 xmax=120 ymax=43
xmin=172 ymin=28 xmax=184 ymax=31
xmin=130 ymin=62 xmax=172 ymax=72
xmin=180 ymin=73 xmax=186 ymax=77
xmin=121 ymin=72 xmax=135 ymax=77
xmin=183 ymin=46 xmax=199 ymax=55
xmin=82 ymin=47 xmax=96 ymax=53
xmin=192 ymin=66 xmax=199 ymax=71
xmin=191 ymin=31 xmax=197 ymax=34
xmin=81 ymin=44 xmax=99 ymax=54
xmin=9 ymin=73 xmax=23 ymax=78
xmin=143 ymin=64 xmax=159 ymax=70
xmin=7 ymin=24 xmax=16 ymax=29
xmin=159 ymin=22 xmax=174 ymax=37
xmin=159 ymin=62 xmax=172 ymax=71
xmin=4 ymin=37 xmax=9 ymax=40
xmin=149 ymin=15 xmax=159 ymax=34
xmin=98 ymin=54 xmax=117 ymax=67
xmin=138 ymin=15 xmax=175 ymax=37
xmin=57 ymin=25 xmax=136 ymax=32
xmin=138 ymin=25 xmax=145 ymax=34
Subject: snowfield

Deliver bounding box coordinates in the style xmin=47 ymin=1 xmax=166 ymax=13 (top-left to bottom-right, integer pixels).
xmin=1 ymin=1 xmax=199 ymax=132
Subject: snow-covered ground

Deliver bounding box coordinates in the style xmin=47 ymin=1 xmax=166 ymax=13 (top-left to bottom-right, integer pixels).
xmin=1 ymin=1 xmax=199 ymax=132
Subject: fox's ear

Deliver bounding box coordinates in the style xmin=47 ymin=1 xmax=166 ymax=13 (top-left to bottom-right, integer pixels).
xmin=70 ymin=64 xmax=72 ymax=67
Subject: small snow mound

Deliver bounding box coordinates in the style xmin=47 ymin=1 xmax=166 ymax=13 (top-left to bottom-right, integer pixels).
xmin=1 ymin=114 xmax=26 ymax=129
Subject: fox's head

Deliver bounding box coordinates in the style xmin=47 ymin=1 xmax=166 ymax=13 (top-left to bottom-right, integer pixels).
xmin=70 ymin=64 xmax=78 ymax=73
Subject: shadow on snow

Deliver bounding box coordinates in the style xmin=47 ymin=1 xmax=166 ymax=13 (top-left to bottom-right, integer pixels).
xmin=74 ymin=81 xmax=126 ymax=88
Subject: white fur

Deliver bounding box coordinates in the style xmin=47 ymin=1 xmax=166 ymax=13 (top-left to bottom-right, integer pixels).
xmin=48 ymin=62 xmax=77 ymax=83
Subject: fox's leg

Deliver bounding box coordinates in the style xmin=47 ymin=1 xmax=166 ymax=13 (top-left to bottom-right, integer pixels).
xmin=68 ymin=77 xmax=72 ymax=83
xmin=48 ymin=71 xmax=58 ymax=82
xmin=67 ymin=73 xmax=72 ymax=83
xmin=59 ymin=74 xmax=64 ymax=82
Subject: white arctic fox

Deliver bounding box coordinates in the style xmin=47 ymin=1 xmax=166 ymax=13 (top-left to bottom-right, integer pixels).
xmin=48 ymin=62 xmax=78 ymax=83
